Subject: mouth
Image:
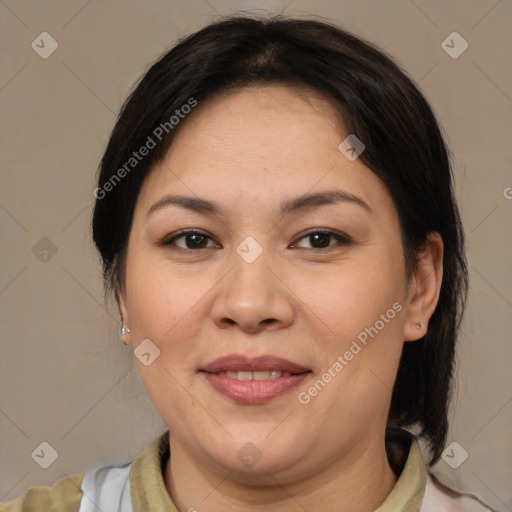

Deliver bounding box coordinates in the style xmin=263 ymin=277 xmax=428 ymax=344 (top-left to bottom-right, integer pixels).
xmin=199 ymin=354 xmax=311 ymax=374
xmin=199 ymin=354 xmax=312 ymax=404
xmin=205 ymin=370 xmax=302 ymax=380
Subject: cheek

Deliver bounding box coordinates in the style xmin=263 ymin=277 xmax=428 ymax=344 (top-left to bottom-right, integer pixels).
xmin=293 ymin=250 xmax=405 ymax=341
xmin=124 ymin=256 xmax=214 ymax=388
xmin=124 ymin=257 xmax=209 ymax=424
xmin=292 ymin=251 xmax=406 ymax=404
xmin=126 ymin=252 xmax=205 ymax=336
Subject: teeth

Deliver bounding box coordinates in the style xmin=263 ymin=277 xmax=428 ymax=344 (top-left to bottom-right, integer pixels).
xmin=254 ymin=371 xmax=275 ymax=380
xmin=216 ymin=370 xmax=293 ymax=380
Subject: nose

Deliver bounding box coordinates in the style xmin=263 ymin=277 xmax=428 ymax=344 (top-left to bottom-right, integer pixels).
xmin=210 ymin=247 xmax=295 ymax=333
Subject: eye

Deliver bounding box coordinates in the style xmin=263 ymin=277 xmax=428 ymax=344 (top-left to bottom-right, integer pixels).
xmin=292 ymin=229 xmax=351 ymax=250
xmin=161 ymin=230 xmax=218 ymax=250
xmin=161 ymin=228 xmax=351 ymax=251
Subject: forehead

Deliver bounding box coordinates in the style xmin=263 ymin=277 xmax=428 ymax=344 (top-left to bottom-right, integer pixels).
xmin=135 ymin=85 xmax=395 ymax=220
xmin=170 ymin=84 xmax=344 ymax=159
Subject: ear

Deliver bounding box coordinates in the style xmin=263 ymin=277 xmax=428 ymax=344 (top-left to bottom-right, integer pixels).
xmin=117 ymin=285 xmax=132 ymax=346
xmin=403 ymin=232 xmax=444 ymax=342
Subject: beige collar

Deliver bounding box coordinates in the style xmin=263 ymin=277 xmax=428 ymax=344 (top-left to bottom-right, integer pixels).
xmin=129 ymin=428 xmax=426 ymax=511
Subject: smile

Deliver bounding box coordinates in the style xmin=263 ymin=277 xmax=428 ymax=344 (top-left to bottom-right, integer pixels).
xmin=214 ymin=370 xmax=294 ymax=380
xmin=198 ymin=354 xmax=312 ymax=403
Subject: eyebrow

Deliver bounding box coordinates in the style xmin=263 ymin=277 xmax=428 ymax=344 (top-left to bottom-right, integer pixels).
xmin=146 ymin=189 xmax=373 ymax=218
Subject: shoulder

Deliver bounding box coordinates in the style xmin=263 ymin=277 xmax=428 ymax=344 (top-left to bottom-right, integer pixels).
xmin=0 ymin=473 xmax=84 ymax=512
xmin=421 ymin=471 xmax=497 ymax=512
xmin=1 ymin=432 xmax=166 ymax=512
xmin=1 ymin=461 xmax=132 ymax=512
xmin=1 ymin=463 xmax=132 ymax=512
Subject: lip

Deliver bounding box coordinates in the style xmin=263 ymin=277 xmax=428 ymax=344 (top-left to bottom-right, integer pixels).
xmin=199 ymin=354 xmax=312 ymax=404
xmin=199 ymin=354 xmax=311 ymax=374
xmin=201 ymin=372 xmax=311 ymax=404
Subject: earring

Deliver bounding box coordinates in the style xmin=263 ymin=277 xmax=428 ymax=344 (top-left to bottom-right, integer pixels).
xmin=120 ymin=325 xmax=131 ymax=346
xmin=416 ymin=322 xmax=423 ymax=331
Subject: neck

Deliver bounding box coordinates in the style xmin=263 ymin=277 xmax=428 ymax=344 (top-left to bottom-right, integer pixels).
xmin=164 ymin=432 xmax=398 ymax=512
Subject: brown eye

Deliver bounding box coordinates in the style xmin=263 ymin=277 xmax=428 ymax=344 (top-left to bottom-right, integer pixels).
xmin=293 ymin=230 xmax=351 ymax=250
xmin=162 ymin=230 xmax=216 ymax=250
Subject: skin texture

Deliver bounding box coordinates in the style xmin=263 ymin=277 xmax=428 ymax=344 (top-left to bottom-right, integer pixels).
xmin=118 ymin=85 xmax=443 ymax=512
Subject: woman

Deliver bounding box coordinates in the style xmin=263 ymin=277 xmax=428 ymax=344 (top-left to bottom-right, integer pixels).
xmin=2 ymin=15 xmax=496 ymax=512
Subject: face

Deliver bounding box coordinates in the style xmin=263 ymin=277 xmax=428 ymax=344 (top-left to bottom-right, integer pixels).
xmin=119 ymin=85 xmax=423 ymax=482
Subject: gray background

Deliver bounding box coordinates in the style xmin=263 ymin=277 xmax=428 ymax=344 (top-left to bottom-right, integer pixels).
xmin=1 ymin=0 xmax=511 ymax=509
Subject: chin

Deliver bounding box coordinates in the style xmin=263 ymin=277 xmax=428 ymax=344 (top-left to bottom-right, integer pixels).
xmin=204 ymin=435 xmax=304 ymax=477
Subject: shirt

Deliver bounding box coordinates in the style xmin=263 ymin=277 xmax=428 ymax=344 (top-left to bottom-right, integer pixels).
xmin=0 ymin=428 xmax=496 ymax=511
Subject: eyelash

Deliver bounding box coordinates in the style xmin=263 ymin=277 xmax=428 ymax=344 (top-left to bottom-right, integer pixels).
xmin=160 ymin=228 xmax=352 ymax=251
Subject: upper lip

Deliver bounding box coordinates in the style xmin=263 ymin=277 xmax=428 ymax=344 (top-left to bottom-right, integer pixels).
xmin=199 ymin=354 xmax=311 ymax=374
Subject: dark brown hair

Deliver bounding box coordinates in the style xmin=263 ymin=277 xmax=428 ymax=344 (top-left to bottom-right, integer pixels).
xmin=92 ymin=15 xmax=468 ymax=464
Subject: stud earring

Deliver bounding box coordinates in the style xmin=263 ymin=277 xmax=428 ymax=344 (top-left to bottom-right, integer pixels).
xmin=120 ymin=325 xmax=131 ymax=346
xmin=416 ymin=322 xmax=423 ymax=331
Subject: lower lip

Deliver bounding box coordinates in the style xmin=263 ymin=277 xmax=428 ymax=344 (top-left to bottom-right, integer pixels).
xmin=201 ymin=372 xmax=311 ymax=404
